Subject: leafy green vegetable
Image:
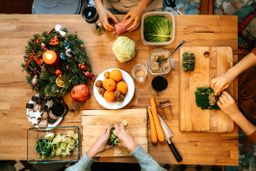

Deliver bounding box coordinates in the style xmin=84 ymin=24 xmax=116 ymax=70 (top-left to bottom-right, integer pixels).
xmin=35 ymin=139 xmax=54 ymax=159
xmin=143 ymin=16 xmax=172 ymax=42
xmin=108 ymin=128 xmax=119 ymax=146
xmin=35 ymin=131 xmax=78 ymax=159
xmin=195 ymin=87 xmax=219 ymax=110
xmin=182 ymin=52 xmax=195 ymax=72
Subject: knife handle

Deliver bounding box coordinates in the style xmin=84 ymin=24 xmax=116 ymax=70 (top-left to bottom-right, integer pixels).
xmin=167 ymin=140 xmax=182 ymax=162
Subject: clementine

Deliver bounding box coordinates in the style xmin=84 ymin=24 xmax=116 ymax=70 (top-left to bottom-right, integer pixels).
xmin=116 ymin=81 xmax=128 ymax=95
xmin=103 ymin=78 xmax=116 ymax=91
xmin=104 ymin=91 xmax=115 ymax=102
xmin=109 ymin=69 xmax=123 ymax=82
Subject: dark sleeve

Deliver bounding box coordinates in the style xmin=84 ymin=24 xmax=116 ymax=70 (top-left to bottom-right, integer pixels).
xmin=249 ymin=130 xmax=256 ymax=144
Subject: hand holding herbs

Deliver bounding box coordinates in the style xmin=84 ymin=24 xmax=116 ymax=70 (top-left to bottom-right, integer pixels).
xmin=217 ymin=91 xmax=240 ymax=118
xmin=211 ymin=72 xmax=234 ymax=95
xmin=35 ymin=131 xmax=78 ymax=159
xmin=182 ymin=52 xmax=195 ymax=72
xmin=86 ymin=127 xmax=112 ymax=159
xmin=113 ymin=123 xmax=138 ymax=152
xmin=195 ymin=87 xmax=220 ymax=110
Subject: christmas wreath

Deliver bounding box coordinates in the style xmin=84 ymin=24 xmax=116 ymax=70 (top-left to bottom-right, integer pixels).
xmin=21 ymin=25 xmax=94 ymax=98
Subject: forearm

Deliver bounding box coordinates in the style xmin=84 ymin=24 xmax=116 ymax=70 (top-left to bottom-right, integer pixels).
xmin=132 ymin=146 xmax=167 ymax=171
xmin=94 ymin=0 xmax=104 ymax=11
xmin=137 ymin=0 xmax=152 ymax=10
xmin=228 ymin=51 xmax=256 ymax=79
xmin=65 ymin=155 xmax=93 ymax=171
xmin=231 ymin=111 xmax=256 ymax=136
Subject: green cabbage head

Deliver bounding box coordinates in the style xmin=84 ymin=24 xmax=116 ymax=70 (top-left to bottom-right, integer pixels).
xmin=143 ymin=16 xmax=172 ymax=42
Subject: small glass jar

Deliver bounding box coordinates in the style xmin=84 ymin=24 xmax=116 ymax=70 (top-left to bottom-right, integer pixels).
xmin=132 ymin=63 xmax=148 ymax=83
xmin=148 ymin=48 xmax=175 ymax=75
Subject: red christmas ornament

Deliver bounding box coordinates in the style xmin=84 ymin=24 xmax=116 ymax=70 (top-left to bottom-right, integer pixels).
xmin=78 ymin=64 xmax=87 ymax=71
xmin=55 ymin=69 xmax=62 ymax=76
xmin=83 ymin=71 xmax=95 ymax=80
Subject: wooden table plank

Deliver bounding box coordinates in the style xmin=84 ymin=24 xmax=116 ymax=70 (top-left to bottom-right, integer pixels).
xmin=0 ymin=14 xmax=238 ymax=166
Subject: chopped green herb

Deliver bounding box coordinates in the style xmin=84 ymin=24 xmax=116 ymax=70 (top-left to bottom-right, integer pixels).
xmin=195 ymin=87 xmax=219 ymax=110
xmin=182 ymin=52 xmax=195 ymax=72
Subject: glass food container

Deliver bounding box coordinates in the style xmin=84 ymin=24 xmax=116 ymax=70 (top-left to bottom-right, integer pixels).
xmin=148 ymin=48 xmax=175 ymax=75
xmin=27 ymin=126 xmax=80 ymax=164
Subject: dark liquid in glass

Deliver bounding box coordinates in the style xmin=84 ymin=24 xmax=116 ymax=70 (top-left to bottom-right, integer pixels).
xmin=151 ymin=76 xmax=168 ymax=91
xmin=51 ymin=102 xmax=66 ymax=117
xmin=82 ymin=6 xmax=99 ymax=23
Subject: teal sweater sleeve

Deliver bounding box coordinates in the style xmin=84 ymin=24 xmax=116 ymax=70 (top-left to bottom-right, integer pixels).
xmin=65 ymin=155 xmax=93 ymax=171
xmin=132 ymin=146 xmax=167 ymax=171
xmin=65 ymin=146 xmax=166 ymax=171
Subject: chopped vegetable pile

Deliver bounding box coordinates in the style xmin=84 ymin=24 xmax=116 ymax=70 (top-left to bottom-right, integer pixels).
xmin=143 ymin=16 xmax=172 ymax=42
xmin=35 ymin=130 xmax=78 ymax=159
xmin=182 ymin=52 xmax=195 ymax=72
xmin=108 ymin=128 xmax=120 ymax=146
xmin=195 ymin=87 xmax=220 ymax=110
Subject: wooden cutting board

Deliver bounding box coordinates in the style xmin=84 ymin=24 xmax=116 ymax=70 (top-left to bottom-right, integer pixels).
xmin=82 ymin=108 xmax=147 ymax=157
xmin=180 ymin=46 xmax=234 ymax=132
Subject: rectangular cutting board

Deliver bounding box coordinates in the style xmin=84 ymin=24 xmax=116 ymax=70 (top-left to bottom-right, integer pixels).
xmin=180 ymin=46 xmax=234 ymax=132
xmin=82 ymin=108 xmax=147 ymax=157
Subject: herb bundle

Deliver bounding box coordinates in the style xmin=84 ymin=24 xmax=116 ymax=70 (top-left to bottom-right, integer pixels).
xmin=195 ymin=87 xmax=219 ymax=110
xmin=182 ymin=52 xmax=195 ymax=72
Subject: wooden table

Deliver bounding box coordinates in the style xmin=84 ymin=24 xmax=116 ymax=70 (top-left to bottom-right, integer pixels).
xmin=0 ymin=15 xmax=238 ymax=166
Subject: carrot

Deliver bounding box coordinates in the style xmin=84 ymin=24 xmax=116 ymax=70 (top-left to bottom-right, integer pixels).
xmin=150 ymin=96 xmax=165 ymax=142
xmin=147 ymin=107 xmax=158 ymax=144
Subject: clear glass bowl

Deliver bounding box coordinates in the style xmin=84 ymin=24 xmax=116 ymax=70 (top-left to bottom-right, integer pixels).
xmin=27 ymin=126 xmax=80 ymax=164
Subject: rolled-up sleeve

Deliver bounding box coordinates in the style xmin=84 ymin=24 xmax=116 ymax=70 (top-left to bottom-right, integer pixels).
xmin=131 ymin=146 xmax=167 ymax=171
xmin=65 ymin=155 xmax=93 ymax=171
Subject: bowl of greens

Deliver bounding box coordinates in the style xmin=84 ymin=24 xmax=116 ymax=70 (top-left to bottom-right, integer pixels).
xmin=27 ymin=126 xmax=80 ymax=164
xmin=141 ymin=11 xmax=175 ymax=45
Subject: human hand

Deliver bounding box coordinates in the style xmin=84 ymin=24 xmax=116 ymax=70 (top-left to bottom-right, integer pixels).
xmin=114 ymin=123 xmax=138 ymax=152
xmin=98 ymin=7 xmax=118 ymax=31
xmin=122 ymin=6 xmax=144 ymax=32
xmin=86 ymin=127 xmax=112 ymax=158
xmin=217 ymin=91 xmax=240 ymax=119
xmin=211 ymin=72 xmax=234 ymax=95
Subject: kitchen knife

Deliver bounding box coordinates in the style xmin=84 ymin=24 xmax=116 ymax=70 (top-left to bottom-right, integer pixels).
xmin=159 ymin=115 xmax=183 ymax=162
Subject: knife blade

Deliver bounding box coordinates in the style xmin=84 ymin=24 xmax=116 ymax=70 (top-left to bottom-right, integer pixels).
xmin=159 ymin=115 xmax=183 ymax=162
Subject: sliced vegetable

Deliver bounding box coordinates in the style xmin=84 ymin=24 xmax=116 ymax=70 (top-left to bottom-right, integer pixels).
xmin=150 ymin=96 xmax=165 ymax=142
xmin=143 ymin=16 xmax=172 ymax=42
xmin=147 ymin=107 xmax=158 ymax=144
xmin=108 ymin=128 xmax=120 ymax=146
xmin=35 ymin=131 xmax=78 ymax=159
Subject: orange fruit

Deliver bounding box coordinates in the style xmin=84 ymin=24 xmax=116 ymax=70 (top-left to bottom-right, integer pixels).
xmin=104 ymin=91 xmax=115 ymax=102
xmin=109 ymin=69 xmax=123 ymax=82
xmin=116 ymin=81 xmax=128 ymax=95
xmin=103 ymin=78 xmax=116 ymax=91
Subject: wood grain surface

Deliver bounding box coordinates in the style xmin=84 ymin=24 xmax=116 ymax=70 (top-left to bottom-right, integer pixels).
xmin=82 ymin=109 xmax=147 ymax=157
xmin=0 ymin=15 xmax=238 ymax=166
xmin=180 ymin=46 xmax=234 ymax=132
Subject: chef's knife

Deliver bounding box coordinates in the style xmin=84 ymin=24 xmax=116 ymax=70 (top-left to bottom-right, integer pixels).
xmin=159 ymin=115 xmax=183 ymax=162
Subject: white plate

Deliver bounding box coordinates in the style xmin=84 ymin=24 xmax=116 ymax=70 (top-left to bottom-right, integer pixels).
xmin=26 ymin=95 xmax=63 ymax=129
xmin=93 ymin=68 xmax=135 ymax=109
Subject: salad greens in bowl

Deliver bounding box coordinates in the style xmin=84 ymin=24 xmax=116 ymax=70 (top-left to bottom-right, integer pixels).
xmin=141 ymin=11 xmax=175 ymax=45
